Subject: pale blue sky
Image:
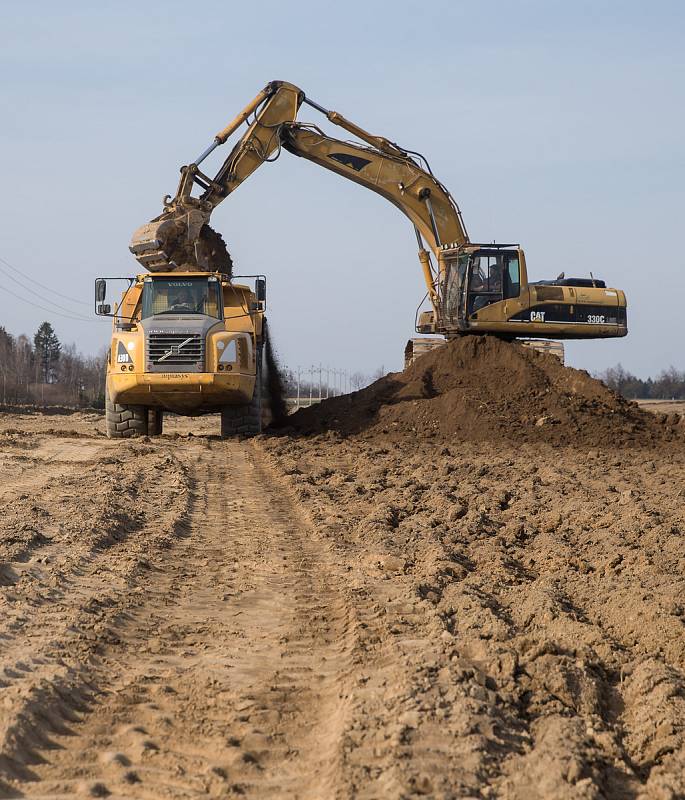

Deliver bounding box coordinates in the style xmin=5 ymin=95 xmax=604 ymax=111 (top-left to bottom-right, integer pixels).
xmin=1 ymin=0 xmax=683 ymax=376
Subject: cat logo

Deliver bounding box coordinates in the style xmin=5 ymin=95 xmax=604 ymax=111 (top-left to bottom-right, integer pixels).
xmin=530 ymin=311 xmax=546 ymax=323
xmin=328 ymin=153 xmax=372 ymax=172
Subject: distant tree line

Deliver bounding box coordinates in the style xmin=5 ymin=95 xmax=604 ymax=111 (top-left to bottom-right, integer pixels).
xmin=0 ymin=322 xmax=105 ymax=407
xmin=597 ymin=364 xmax=685 ymax=400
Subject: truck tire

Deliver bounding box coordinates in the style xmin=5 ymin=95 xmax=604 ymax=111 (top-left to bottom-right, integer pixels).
xmin=106 ymin=390 xmax=148 ymax=438
xmin=220 ymin=351 xmax=263 ymax=438
xmin=148 ymin=409 xmax=164 ymax=436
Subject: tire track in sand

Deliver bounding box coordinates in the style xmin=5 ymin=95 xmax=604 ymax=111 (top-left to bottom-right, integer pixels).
xmin=17 ymin=440 xmax=355 ymax=799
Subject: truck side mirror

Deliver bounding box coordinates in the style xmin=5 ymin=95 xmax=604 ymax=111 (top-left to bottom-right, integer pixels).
xmin=97 ymin=303 xmax=112 ymax=315
xmin=95 ymin=278 xmax=107 ymax=303
xmin=255 ymin=278 xmax=266 ymax=304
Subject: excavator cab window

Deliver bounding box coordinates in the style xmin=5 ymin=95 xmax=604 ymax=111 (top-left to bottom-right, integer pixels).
xmin=504 ymin=253 xmax=520 ymax=298
xmin=141 ymin=277 xmax=223 ymax=319
xmin=468 ymin=254 xmax=503 ymax=314
xmin=468 ymin=251 xmax=521 ymax=315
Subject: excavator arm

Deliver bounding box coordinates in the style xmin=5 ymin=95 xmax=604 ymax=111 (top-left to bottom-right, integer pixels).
xmin=279 ymin=123 xmax=467 ymax=306
xmin=129 ymin=80 xmax=469 ymax=314
xmin=129 ymin=81 xmax=304 ymax=273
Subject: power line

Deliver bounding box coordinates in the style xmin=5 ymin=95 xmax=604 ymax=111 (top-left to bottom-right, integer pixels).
xmin=0 ymin=254 xmax=92 ymax=309
xmin=0 ymin=261 xmax=94 ymax=322
xmin=0 ymin=281 xmax=93 ymax=323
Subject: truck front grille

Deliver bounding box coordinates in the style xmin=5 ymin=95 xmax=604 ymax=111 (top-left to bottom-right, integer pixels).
xmin=147 ymin=333 xmax=204 ymax=371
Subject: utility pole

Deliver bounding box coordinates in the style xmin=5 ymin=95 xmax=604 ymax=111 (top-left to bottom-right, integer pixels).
xmin=318 ymin=363 xmax=322 ymax=402
xmin=296 ymin=366 xmax=301 ymax=410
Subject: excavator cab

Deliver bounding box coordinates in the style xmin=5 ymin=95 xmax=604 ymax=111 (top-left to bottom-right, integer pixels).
xmin=441 ymin=244 xmax=523 ymax=330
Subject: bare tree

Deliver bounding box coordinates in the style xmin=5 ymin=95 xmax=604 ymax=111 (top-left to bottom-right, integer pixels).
xmin=0 ymin=325 xmax=106 ymax=407
xmin=349 ymin=371 xmax=366 ymax=391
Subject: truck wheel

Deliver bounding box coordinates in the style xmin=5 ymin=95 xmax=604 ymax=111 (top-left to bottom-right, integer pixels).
xmin=220 ymin=353 xmax=263 ymax=438
xmin=148 ymin=409 xmax=164 ymax=436
xmin=106 ymin=390 xmax=148 ymax=438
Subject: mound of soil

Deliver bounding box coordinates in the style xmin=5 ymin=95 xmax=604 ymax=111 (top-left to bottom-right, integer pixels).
xmin=285 ymin=337 xmax=679 ymax=446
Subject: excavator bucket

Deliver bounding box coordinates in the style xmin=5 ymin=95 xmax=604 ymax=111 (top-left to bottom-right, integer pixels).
xmin=129 ymin=219 xmax=180 ymax=271
xmin=129 ymin=215 xmax=233 ymax=275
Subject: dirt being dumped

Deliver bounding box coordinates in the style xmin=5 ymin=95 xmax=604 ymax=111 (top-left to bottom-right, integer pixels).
xmin=263 ymin=319 xmax=289 ymax=426
xmin=285 ymin=337 xmax=679 ymax=446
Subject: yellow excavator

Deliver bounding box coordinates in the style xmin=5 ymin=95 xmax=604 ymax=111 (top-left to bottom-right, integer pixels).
xmin=97 ymin=80 xmax=627 ymax=439
xmin=129 ymin=80 xmax=628 ymax=343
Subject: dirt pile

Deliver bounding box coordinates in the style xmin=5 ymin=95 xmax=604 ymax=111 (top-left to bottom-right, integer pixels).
xmin=285 ymin=337 xmax=679 ymax=446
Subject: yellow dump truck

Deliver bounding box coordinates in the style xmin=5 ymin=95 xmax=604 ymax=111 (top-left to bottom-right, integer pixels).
xmin=95 ymin=271 xmax=267 ymax=437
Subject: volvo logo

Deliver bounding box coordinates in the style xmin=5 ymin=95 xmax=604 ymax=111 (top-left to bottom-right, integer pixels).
xmin=158 ymin=336 xmax=194 ymax=362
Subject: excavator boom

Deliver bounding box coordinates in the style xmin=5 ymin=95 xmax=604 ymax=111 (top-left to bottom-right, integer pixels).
xmin=280 ymin=123 xmax=466 ymax=256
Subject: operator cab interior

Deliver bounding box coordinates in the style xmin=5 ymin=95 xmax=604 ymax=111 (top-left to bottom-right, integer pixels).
xmin=466 ymin=250 xmax=521 ymax=314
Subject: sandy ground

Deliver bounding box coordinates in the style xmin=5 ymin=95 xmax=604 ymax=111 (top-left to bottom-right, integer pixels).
xmin=636 ymin=400 xmax=685 ymax=417
xmin=1 ymin=408 xmax=685 ymax=799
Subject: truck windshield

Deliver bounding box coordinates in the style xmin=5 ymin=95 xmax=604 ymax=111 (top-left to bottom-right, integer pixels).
xmin=141 ymin=277 xmax=222 ymax=319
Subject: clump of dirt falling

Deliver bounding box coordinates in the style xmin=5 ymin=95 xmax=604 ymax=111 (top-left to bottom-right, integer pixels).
xmin=285 ymin=336 xmax=679 ymax=446
xmin=263 ymin=319 xmax=289 ymax=427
